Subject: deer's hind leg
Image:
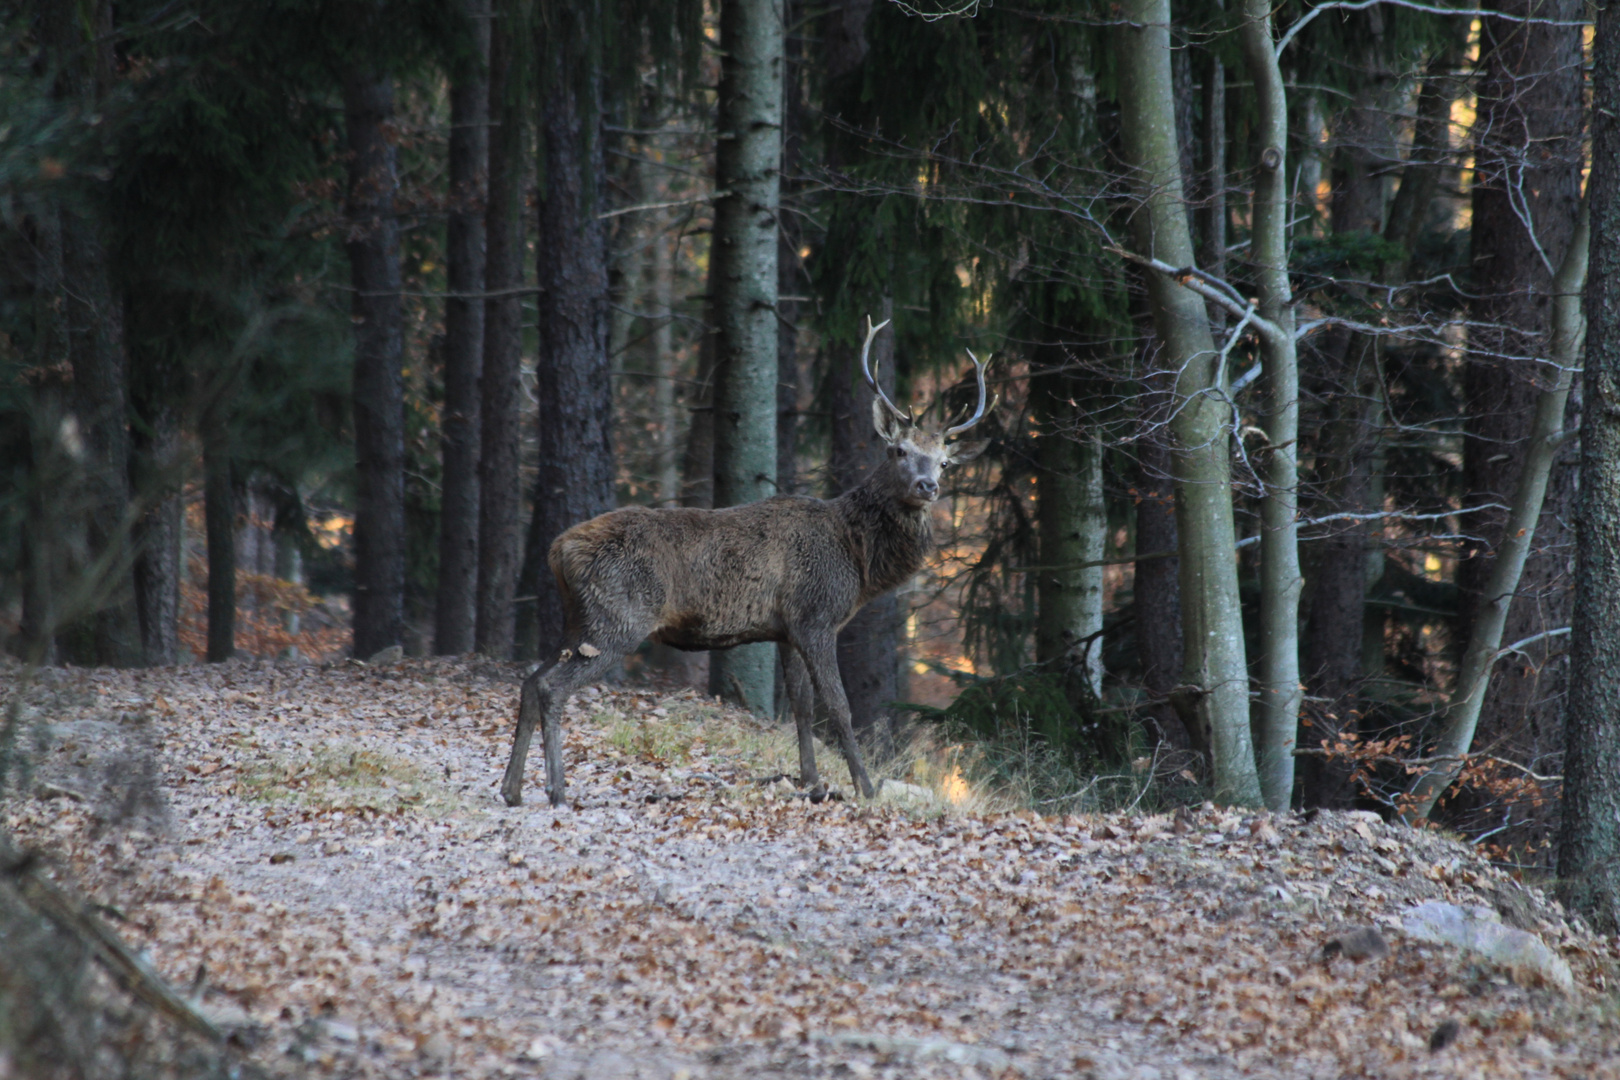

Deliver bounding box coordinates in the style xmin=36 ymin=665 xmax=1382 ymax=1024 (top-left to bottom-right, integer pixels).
xmin=779 ymin=642 xmax=820 ymax=790
xmin=502 ymin=644 xmax=629 ymax=808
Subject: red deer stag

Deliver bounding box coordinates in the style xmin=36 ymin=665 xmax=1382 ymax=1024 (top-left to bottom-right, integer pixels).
xmin=500 ymin=317 xmax=990 ymax=806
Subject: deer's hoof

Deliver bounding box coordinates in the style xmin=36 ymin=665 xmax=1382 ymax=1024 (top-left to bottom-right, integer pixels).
xmin=501 ymin=785 xmax=523 ymax=808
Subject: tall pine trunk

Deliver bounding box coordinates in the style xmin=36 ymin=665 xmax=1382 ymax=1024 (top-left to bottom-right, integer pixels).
xmin=21 ymin=205 xmax=67 ymax=666
xmin=1116 ymin=0 xmax=1261 ymax=805
xmin=1134 ymin=354 xmax=1187 ymax=750
xmin=344 ymin=72 xmax=407 ymax=659
xmin=829 ymin=298 xmax=899 ymax=746
xmin=1559 ymin=4 xmax=1620 ymax=928
xmin=202 ymin=406 xmax=236 ymax=663
xmin=40 ymin=0 xmax=140 ymax=667
xmin=653 ymin=222 xmax=681 ymax=506
xmin=707 ymin=0 xmax=784 ymax=715
xmin=821 ymin=0 xmax=896 ymax=735
xmin=522 ymin=38 xmax=615 ymax=664
xmin=475 ymin=8 xmax=524 ymax=658
xmin=129 ymin=340 xmax=183 ymax=667
xmin=435 ymin=0 xmax=490 ymax=655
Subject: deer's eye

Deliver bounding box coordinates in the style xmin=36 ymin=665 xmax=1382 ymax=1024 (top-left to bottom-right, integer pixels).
xmin=894 ymin=447 xmax=906 ymax=459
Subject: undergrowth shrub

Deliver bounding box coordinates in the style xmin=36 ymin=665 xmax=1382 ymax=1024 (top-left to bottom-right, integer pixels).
xmin=903 ymin=669 xmax=1205 ymax=815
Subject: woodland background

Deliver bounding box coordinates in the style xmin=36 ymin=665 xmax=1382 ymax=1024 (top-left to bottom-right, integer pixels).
xmin=2 ymin=0 xmax=1619 ymax=933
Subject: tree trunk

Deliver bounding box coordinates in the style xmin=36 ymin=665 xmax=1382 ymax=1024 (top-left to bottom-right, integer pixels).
xmin=1408 ymin=205 xmax=1587 ymax=823
xmin=475 ymin=9 xmax=524 ymax=659
xmin=1458 ymin=0 xmax=1584 ymax=779
xmin=654 ymin=224 xmax=681 ymax=506
xmin=129 ymin=367 xmax=182 ymax=667
xmin=37 ymin=0 xmax=140 ymax=668
xmin=1559 ymin=5 xmax=1620 ymax=929
xmin=434 ymin=0 xmax=490 ymax=656
xmin=1134 ymin=354 xmax=1187 ymax=751
xmin=524 ymin=49 xmax=615 ymax=664
xmin=707 ymin=0 xmax=784 ymax=716
xmin=1239 ymin=0 xmax=1303 ymax=812
xmin=21 ymin=206 xmax=67 ymax=665
xmin=202 ymin=411 xmax=236 ymax=664
xmin=344 ymin=72 xmax=407 ymax=660
xmin=829 ymin=299 xmax=900 ymax=747
xmin=1033 ymin=359 xmax=1105 ymax=698
xmin=1117 ymin=0 xmax=1261 ymax=805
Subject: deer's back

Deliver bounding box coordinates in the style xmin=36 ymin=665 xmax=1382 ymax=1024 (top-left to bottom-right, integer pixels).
xmin=548 ymin=497 xmax=865 ymax=650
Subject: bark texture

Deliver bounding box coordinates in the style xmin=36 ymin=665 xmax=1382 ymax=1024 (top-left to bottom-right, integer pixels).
xmin=707 ymin=0 xmax=785 ymax=715
xmin=829 ymin=300 xmax=900 ymax=746
xmin=1117 ymin=0 xmax=1261 ymax=804
xmin=344 ymin=72 xmax=407 ymax=660
xmin=525 ymin=46 xmax=615 ymax=665
xmin=1033 ymin=356 xmax=1105 ymax=699
xmin=435 ymin=0 xmax=490 ymax=655
xmin=39 ymin=0 xmax=141 ymax=666
xmin=1240 ymin=0 xmax=1302 ymax=811
xmin=129 ymin=345 xmax=183 ymax=667
xmin=203 ymin=413 xmax=236 ymax=663
xmin=475 ymin=12 xmax=524 ymax=658
xmin=1559 ymin=8 xmax=1620 ymax=925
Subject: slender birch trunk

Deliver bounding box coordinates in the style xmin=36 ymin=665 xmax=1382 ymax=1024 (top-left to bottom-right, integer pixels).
xmin=1239 ymin=0 xmax=1303 ymax=811
xmin=1116 ymin=0 xmax=1261 ymax=804
xmin=1406 ymin=202 xmax=1588 ymax=823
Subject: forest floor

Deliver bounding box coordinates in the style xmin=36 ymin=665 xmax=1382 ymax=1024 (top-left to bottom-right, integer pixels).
xmin=5 ymin=657 xmax=1620 ymax=1080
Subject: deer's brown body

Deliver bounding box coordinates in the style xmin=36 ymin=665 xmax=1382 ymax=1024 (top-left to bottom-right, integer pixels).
xmin=500 ymin=319 xmax=989 ymax=806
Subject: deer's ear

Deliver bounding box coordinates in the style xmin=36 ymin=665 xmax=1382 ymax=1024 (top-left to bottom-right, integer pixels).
xmin=948 ymin=439 xmax=989 ymax=464
xmin=871 ymin=398 xmax=908 ymax=443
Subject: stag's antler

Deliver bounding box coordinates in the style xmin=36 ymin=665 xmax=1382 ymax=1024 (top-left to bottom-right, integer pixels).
xmin=861 ymin=315 xmax=911 ymax=424
xmin=945 ymin=349 xmax=991 ymax=436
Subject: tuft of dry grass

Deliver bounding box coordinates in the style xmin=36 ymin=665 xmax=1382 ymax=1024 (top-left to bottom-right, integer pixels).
xmin=232 ymin=742 xmax=463 ymax=814
xmin=591 ymin=692 xmax=1014 ymax=816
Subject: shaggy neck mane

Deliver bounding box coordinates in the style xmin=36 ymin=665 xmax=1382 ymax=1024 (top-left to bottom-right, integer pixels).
xmin=837 ymin=476 xmax=934 ymax=600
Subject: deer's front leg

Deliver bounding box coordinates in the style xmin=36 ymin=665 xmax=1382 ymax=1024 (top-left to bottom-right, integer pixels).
xmin=779 ymin=641 xmax=819 ymax=790
xmin=796 ymin=632 xmax=875 ymax=799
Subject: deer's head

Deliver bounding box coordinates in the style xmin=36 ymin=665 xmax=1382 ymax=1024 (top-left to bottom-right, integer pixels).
xmin=861 ymin=316 xmax=991 ymax=508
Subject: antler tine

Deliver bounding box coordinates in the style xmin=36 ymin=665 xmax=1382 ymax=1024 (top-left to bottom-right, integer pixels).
xmin=860 ymin=315 xmax=910 ymax=423
xmin=944 ymin=349 xmax=991 ymax=437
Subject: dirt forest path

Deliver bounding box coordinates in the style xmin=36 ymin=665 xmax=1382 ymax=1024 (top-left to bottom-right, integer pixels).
xmin=6 ymin=658 xmax=1619 ymax=1080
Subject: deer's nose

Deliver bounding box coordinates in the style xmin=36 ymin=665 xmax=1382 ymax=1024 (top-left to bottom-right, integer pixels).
xmin=912 ymin=477 xmax=939 ymax=501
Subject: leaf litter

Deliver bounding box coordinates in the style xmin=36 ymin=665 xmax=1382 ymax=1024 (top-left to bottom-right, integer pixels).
xmin=4 ymin=656 xmax=1619 ymax=1080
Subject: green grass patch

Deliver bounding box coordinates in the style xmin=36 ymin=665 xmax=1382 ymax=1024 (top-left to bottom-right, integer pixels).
xmin=233 ymin=743 xmax=461 ymax=814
